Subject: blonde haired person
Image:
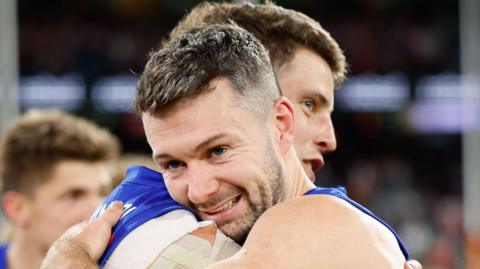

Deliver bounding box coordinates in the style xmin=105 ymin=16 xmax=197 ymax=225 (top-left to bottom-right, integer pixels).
xmin=0 ymin=109 xmax=120 ymax=269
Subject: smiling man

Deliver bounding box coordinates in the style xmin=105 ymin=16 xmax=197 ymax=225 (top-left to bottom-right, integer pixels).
xmin=81 ymin=3 xmax=348 ymax=266
xmin=42 ymin=24 xmax=411 ymax=269
xmin=142 ymin=77 xmax=285 ymax=244
xmin=137 ymin=25 xmax=408 ymax=267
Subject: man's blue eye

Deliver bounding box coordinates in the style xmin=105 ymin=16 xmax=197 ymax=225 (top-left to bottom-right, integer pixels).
xmin=304 ymin=99 xmax=314 ymax=110
xmin=211 ymin=147 xmax=227 ymax=156
xmin=167 ymin=160 xmax=182 ymax=169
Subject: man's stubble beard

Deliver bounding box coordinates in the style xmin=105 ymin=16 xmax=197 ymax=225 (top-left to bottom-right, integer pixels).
xmin=220 ymin=140 xmax=286 ymax=244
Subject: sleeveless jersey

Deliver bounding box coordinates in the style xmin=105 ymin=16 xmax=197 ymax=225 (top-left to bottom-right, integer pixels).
xmin=304 ymin=186 xmax=409 ymax=260
xmin=0 ymin=242 xmax=8 ymax=269
xmin=92 ymin=166 xmax=193 ymax=267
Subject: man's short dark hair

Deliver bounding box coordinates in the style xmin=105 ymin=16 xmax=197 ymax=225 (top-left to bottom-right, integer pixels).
xmin=135 ymin=24 xmax=281 ymax=116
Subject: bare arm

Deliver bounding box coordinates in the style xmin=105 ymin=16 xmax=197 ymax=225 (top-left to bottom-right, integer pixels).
xmin=207 ymin=195 xmax=406 ymax=269
xmin=40 ymin=201 xmax=222 ymax=269
xmin=39 ymin=198 xmax=422 ymax=269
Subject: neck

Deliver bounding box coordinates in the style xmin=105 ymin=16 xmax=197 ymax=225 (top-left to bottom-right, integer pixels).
xmin=8 ymin=231 xmax=46 ymax=269
xmin=283 ymin=149 xmax=316 ymax=200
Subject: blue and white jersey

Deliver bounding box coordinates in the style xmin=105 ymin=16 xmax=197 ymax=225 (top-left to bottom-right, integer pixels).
xmin=304 ymin=186 xmax=409 ymax=260
xmin=94 ymin=166 xmax=409 ymax=266
xmin=92 ymin=166 xmax=193 ymax=267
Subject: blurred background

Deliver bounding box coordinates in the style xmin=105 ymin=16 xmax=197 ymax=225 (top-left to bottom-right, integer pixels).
xmin=1 ymin=0 xmax=479 ymax=268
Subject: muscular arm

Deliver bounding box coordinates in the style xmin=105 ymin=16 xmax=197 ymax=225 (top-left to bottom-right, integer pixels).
xmin=207 ymin=195 xmax=406 ymax=269
xmin=40 ymin=201 xmax=223 ymax=269
xmin=40 ymin=198 xmax=421 ymax=269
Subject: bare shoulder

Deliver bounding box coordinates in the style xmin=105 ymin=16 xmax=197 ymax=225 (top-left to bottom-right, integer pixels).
xmin=232 ymin=195 xmax=406 ymax=269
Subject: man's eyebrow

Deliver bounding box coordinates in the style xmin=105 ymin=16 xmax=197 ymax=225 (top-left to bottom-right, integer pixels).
xmin=153 ymin=152 xmax=172 ymax=162
xmin=305 ymin=91 xmax=331 ymax=109
xmin=153 ymin=133 xmax=231 ymax=161
xmin=323 ymin=94 xmax=335 ymax=111
xmin=316 ymin=93 xmax=329 ymax=106
xmin=194 ymin=133 xmax=229 ymax=152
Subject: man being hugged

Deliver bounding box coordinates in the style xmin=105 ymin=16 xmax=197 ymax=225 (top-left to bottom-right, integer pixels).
xmin=43 ymin=24 xmax=408 ymax=268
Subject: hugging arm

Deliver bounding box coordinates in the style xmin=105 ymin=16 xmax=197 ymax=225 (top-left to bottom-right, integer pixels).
xmin=207 ymin=196 xmax=407 ymax=269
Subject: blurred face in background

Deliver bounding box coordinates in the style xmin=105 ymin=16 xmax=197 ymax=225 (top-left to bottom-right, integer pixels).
xmin=276 ymin=46 xmax=337 ymax=180
xmin=23 ymin=160 xmax=110 ymax=252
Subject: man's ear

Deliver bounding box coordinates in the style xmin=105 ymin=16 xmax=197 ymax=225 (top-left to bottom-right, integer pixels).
xmin=2 ymin=191 xmax=31 ymax=228
xmin=272 ymin=96 xmax=295 ymax=155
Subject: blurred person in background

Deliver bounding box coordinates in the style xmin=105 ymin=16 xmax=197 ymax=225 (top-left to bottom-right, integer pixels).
xmin=0 ymin=109 xmax=120 ymax=269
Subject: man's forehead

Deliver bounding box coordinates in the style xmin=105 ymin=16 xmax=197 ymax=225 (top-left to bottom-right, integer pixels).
xmin=276 ymin=47 xmax=335 ymax=109
xmin=34 ymin=163 xmax=105 ymax=194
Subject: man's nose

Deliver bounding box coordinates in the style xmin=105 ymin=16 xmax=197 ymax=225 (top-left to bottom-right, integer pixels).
xmin=313 ymin=114 xmax=337 ymax=153
xmin=186 ymin=162 xmax=220 ymax=205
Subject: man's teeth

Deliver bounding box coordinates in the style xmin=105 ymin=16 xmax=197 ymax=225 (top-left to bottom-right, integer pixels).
xmin=209 ymin=198 xmax=238 ymax=214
